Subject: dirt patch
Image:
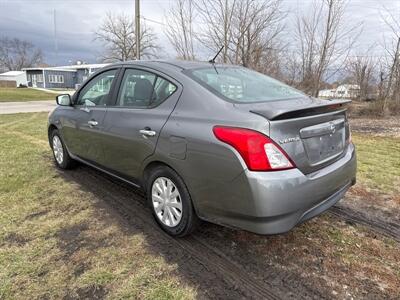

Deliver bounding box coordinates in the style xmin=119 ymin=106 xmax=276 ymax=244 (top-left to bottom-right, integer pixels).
xmin=73 ymin=262 xmax=89 ymax=278
xmin=340 ymin=185 xmax=400 ymax=227
xmin=3 ymin=232 xmax=30 ymax=246
xmin=63 ymin=284 xmax=107 ymax=300
xmin=57 ymin=223 xmax=88 ymax=241
xmin=25 ymin=210 xmax=48 ymax=220
xmin=56 ymin=223 xmax=110 ymax=259
xmin=56 ymin=223 xmax=88 ymax=258
xmin=350 ymin=117 xmax=400 ymax=137
xmin=393 ymin=194 xmax=400 ymax=206
xmin=37 ymin=269 xmax=48 ymax=278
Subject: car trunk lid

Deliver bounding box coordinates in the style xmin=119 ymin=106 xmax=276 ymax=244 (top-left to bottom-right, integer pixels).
xmin=236 ymin=97 xmax=351 ymax=174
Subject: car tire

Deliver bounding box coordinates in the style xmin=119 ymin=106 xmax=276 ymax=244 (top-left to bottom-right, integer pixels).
xmin=50 ymin=129 xmax=75 ymax=169
xmin=147 ymin=166 xmax=200 ymax=237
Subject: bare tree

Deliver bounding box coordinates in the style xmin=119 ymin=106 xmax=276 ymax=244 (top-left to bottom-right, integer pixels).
xmin=195 ymin=0 xmax=237 ymax=63
xmin=94 ymin=12 xmax=160 ymax=62
xmin=380 ymin=37 xmax=400 ymax=113
xmin=0 ymin=37 xmax=43 ymax=71
xmin=195 ymin=0 xmax=285 ymax=69
xmin=294 ymin=0 xmax=361 ymax=96
xmin=377 ymin=58 xmax=388 ymax=101
xmin=281 ymin=50 xmax=303 ymax=85
xmin=370 ymin=6 xmax=400 ymax=114
xmin=165 ymin=0 xmax=196 ymax=60
xmin=345 ymin=53 xmax=376 ymax=100
xmin=230 ymin=0 xmax=285 ymax=71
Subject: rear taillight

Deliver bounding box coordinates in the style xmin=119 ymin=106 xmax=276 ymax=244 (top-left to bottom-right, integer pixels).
xmin=213 ymin=126 xmax=295 ymax=171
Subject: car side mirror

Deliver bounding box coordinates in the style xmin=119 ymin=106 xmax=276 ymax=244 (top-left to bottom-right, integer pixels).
xmin=56 ymin=94 xmax=72 ymax=106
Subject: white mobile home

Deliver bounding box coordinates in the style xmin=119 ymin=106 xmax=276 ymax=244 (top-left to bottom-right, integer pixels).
xmin=319 ymin=84 xmax=360 ymax=99
xmin=0 ymin=71 xmax=27 ymax=87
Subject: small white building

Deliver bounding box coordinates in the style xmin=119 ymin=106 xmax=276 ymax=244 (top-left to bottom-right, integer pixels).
xmin=0 ymin=71 xmax=28 ymax=87
xmin=319 ymin=84 xmax=360 ymax=99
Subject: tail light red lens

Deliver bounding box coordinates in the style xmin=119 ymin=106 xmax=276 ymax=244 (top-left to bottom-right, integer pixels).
xmin=213 ymin=126 xmax=295 ymax=171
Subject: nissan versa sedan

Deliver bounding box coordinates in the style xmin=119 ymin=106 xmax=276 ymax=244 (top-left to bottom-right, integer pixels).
xmin=48 ymin=60 xmax=357 ymax=237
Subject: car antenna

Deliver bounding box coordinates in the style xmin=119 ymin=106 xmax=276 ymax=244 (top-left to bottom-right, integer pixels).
xmin=209 ymin=46 xmax=224 ymax=64
xmin=209 ymin=46 xmax=224 ymax=74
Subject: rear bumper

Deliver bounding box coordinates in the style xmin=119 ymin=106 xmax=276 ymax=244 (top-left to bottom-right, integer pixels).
xmin=201 ymin=144 xmax=357 ymax=234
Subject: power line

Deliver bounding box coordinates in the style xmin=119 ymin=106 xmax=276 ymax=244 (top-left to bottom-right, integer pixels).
xmin=140 ymin=16 xmax=166 ymax=26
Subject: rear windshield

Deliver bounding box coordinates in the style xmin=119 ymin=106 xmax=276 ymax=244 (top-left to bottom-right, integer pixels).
xmin=187 ymin=66 xmax=303 ymax=103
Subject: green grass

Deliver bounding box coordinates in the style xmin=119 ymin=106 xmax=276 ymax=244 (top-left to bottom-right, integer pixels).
xmin=0 ymin=88 xmax=55 ymax=102
xmin=353 ymin=133 xmax=400 ymax=193
xmin=0 ymin=113 xmax=398 ymax=299
xmin=0 ymin=113 xmax=197 ymax=299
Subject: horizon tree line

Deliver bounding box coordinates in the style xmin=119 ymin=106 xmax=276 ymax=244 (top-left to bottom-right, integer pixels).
xmin=1 ymin=0 xmax=398 ymax=114
xmin=94 ymin=0 xmax=399 ymax=113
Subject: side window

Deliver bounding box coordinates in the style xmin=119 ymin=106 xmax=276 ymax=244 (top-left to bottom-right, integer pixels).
xmin=117 ymin=69 xmax=177 ymax=107
xmin=77 ymin=69 xmax=117 ymax=106
xmin=153 ymin=77 xmax=177 ymax=106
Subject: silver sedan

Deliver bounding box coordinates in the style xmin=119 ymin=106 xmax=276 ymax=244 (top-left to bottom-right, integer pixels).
xmin=48 ymin=60 xmax=357 ymax=237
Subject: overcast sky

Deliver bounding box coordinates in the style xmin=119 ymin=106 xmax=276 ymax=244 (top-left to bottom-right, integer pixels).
xmin=0 ymin=0 xmax=399 ymax=66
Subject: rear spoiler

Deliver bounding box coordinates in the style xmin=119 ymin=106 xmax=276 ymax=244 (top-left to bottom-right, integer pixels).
xmin=250 ymin=99 xmax=351 ymax=121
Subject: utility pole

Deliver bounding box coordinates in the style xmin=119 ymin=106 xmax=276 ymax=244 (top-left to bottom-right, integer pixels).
xmin=135 ymin=0 xmax=140 ymax=60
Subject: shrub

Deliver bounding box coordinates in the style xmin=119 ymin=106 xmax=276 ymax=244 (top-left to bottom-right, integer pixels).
xmin=354 ymin=99 xmax=400 ymax=117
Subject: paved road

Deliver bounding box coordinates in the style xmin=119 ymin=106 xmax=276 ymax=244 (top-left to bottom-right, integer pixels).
xmin=0 ymin=100 xmax=56 ymax=115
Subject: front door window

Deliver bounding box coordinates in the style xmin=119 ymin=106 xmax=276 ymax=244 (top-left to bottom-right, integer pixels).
xmin=76 ymin=69 xmax=117 ymax=106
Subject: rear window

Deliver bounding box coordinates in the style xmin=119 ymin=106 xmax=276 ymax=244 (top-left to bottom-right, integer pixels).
xmin=187 ymin=67 xmax=303 ymax=103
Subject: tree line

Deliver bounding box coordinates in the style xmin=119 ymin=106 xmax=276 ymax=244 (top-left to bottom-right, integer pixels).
xmin=94 ymin=0 xmax=399 ymax=114
xmin=1 ymin=0 xmax=398 ymax=114
xmin=0 ymin=37 xmax=42 ymax=72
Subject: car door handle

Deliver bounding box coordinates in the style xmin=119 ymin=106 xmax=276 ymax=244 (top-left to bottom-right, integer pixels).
xmin=80 ymin=107 xmax=91 ymax=113
xmin=139 ymin=129 xmax=156 ymax=137
xmin=88 ymin=120 xmax=98 ymax=127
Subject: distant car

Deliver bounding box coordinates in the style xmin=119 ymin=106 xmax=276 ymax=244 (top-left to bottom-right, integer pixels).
xmin=48 ymin=60 xmax=357 ymax=237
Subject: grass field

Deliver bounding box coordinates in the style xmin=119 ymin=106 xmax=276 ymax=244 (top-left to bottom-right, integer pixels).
xmin=0 ymin=88 xmax=55 ymax=102
xmin=0 ymin=113 xmax=399 ymax=299
xmin=0 ymin=113 xmax=197 ymax=299
xmin=353 ymin=134 xmax=400 ymax=193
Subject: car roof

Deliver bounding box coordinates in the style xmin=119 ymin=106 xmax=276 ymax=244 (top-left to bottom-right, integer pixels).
xmin=109 ymin=60 xmax=229 ymax=71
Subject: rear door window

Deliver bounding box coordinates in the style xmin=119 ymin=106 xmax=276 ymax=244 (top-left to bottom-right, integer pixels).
xmin=117 ymin=69 xmax=177 ymax=108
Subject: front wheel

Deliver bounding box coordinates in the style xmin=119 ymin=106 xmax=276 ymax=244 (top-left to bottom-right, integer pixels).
xmin=147 ymin=166 xmax=200 ymax=237
xmin=50 ymin=129 xmax=75 ymax=169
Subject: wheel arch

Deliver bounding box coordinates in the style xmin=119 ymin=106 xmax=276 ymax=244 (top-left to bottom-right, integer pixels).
xmin=48 ymin=124 xmax=59 ymax=147
xmin=142 ymin=160 xmax=177 ymax=189
xmin=141 ymin=159 xmax=201 ymax=216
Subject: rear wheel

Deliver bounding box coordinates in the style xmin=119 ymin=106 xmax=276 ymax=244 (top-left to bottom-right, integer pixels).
xmin=147 ymin=166 xmax=200 ymax=237
xmin=50 ymin=129 xmax=75 ymax=169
